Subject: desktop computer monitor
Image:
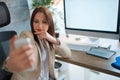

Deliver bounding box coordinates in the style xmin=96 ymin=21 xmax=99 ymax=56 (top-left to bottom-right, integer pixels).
xmin=64 ymin=0 xmax=120 ymax=39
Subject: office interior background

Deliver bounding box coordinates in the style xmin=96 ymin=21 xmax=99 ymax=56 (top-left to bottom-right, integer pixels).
xmin=0 ymin=0 xmax=120 ymax=80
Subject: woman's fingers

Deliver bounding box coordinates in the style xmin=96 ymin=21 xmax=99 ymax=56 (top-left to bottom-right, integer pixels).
xmin=10 ymin=35 xmax=18 ymax=51
xmin=34 ymin=31 xmax=47 ymax=39
xmin=34 ymin=31 xmax=42 ymax=35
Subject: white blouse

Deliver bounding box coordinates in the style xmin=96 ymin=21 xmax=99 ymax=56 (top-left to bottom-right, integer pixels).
xmin=38 ymin=39 xmax=49 ymax=80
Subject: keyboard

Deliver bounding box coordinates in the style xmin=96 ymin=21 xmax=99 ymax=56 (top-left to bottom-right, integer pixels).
xmin=86 ymin=47 xmax=116 ymax=59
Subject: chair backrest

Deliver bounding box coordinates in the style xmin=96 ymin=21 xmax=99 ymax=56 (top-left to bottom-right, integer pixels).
xmin=0 ymin=2 xmax=16 ymax=80
xmin=0 ymin=31 xmax=17 ymax=80
xmin=0 ymin=2 xmax=10 ymax=27
xmin=0 ymin=31 xmax=17 ymax=66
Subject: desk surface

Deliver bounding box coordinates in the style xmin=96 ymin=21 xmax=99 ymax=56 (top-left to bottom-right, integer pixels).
xmin=56 ymin=34 xmax=120 ymax=77
xmin=56 ymin=50 xmax=120 ymax=77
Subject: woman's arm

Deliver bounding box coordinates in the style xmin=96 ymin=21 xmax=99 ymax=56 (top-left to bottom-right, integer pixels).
xmin=34 ymin=30 xmax=71 ymax=58
xmin=54 ymin=39 xmax=71 ymax=58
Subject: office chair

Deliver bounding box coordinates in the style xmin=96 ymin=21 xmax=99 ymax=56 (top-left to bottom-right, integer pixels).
xmin=0 ymin=2 xmax=17 ymax=80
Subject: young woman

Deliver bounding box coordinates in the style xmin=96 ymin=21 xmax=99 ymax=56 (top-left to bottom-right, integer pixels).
xmin=3 ymin=6 xmax=71 ymax=80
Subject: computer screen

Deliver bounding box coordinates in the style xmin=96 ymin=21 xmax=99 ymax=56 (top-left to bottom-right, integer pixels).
xmin=64 ymin=0 xmax=120 ymax=39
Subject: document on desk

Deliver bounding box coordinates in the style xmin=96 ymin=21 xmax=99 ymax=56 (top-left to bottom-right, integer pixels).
xmin=59 ymin=34 xmax=101 ymax=51
xmin=61 ymin=34 xmax=99 ymax=51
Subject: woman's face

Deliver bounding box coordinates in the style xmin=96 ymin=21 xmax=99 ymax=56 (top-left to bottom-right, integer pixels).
xmin=33 ymin=12 xmax=49 ymax=32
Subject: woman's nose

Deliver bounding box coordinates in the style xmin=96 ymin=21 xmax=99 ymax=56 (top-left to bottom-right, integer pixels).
xmin=38 ymin=23 xmax=42 ymax=28
xmin=36 ymin=24 xmax=43 ymax=31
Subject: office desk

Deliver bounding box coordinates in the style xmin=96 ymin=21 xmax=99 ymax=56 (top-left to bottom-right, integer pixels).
xmin=56 ymin=34 xmax=120 ymax=77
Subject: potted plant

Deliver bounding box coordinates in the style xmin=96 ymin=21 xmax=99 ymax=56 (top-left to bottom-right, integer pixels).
xmin=32 ymin=0 xmax=53 ymax=8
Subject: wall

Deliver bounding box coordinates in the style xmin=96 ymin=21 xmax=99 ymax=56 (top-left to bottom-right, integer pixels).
xmin=0 ymin=0 xmax=31 ymax=35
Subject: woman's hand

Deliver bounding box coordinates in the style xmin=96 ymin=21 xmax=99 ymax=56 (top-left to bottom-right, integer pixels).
xmin=6 ymin=35 xmax=35 ymax=72
xmin=34 ymin=31 xmax=48 ymax=40
xmin=34 ymin=31 xmax=60 ymax=45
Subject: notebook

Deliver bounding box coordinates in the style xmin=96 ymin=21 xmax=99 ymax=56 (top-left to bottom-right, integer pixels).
xmin=86 ymin=47 xmax=116 ymax=59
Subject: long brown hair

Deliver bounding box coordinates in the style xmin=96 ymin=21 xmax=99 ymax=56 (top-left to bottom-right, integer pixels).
xmin=30 ymin=6 xmax=55 ymax=49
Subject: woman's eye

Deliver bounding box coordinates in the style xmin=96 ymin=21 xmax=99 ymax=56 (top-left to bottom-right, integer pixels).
xmin=43 ymin=20 xmax=48 ymax=24
xmin=34 ymin=20 xmax=39 ymax=23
